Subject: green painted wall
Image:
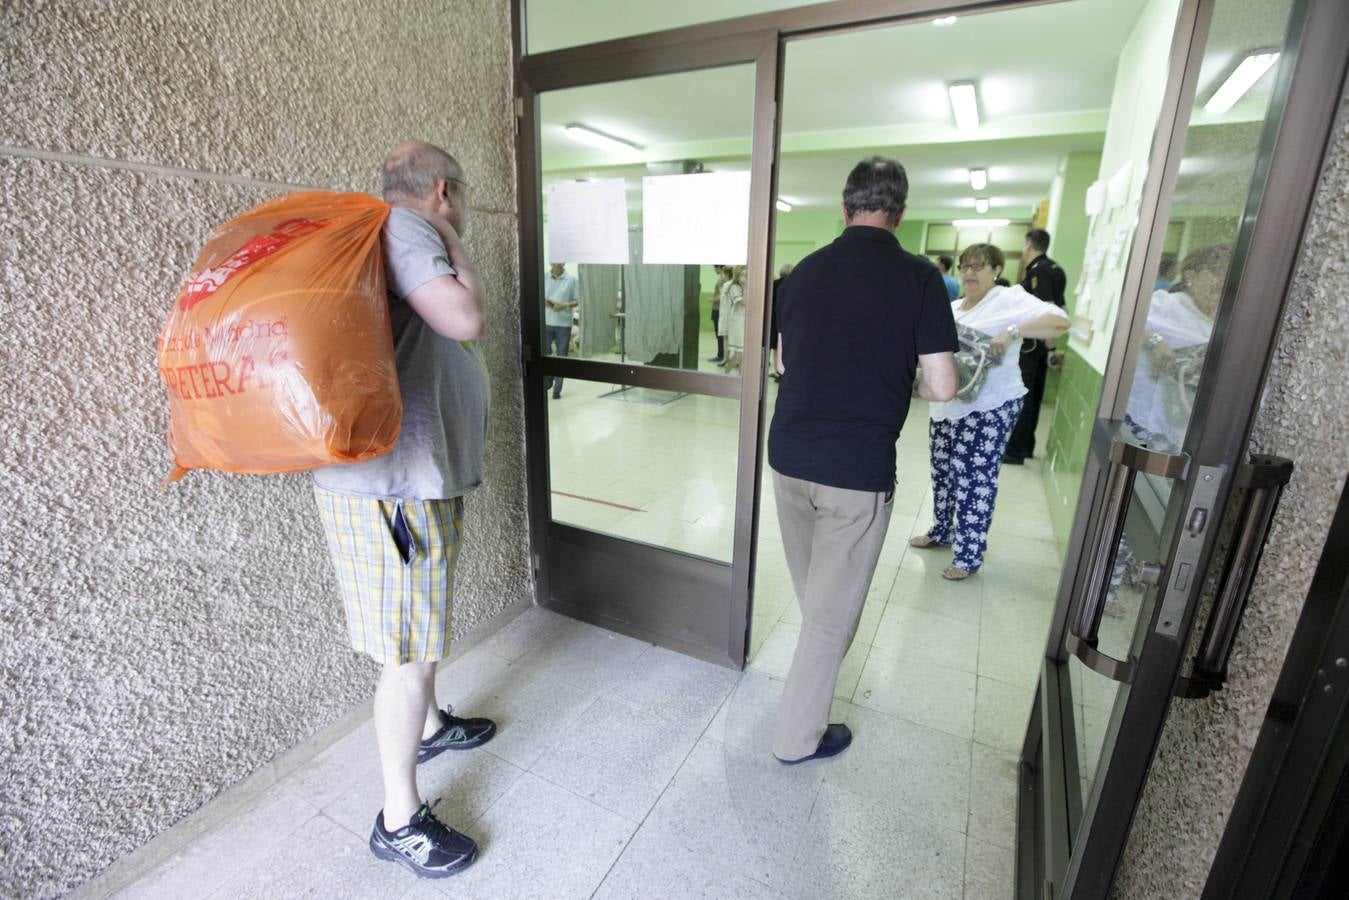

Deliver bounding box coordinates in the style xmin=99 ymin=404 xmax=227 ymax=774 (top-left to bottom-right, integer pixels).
xmin=1043 ymin=345 xmax=1104 ymax=553
xmin=1052 ymin=150 xmax=1103 ymax=316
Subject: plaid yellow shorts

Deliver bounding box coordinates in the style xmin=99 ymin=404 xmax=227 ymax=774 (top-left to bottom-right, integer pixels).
xmin=313 ymin=488 xmax=464 ymax=665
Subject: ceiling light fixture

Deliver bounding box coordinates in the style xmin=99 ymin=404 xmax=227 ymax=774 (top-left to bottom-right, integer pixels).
xmin=933 ymin=16 xmax=958 ymax=26
xmin=968 ymin=168 xmax=988 ymax=191
xmin=564 ymin=123 xmax=644 ymax=152
xmin=1204 ymin=50 xmax=1280 ymax=114
xmin=975 ymin=198 xmax=990 ymax=214
xmin=947 ymin=82 xmax=980 ymax=131
xmin=953 ymin=218 xmax=1010 ymax=228
xmin=775 ymin=199 xmax=793 ymax=213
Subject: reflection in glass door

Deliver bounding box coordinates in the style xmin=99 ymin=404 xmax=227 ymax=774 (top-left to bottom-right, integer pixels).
xmin=1020 ymin=0 xmax=1326 ymax=894
xmin=519 ymin=37 xmax=778 ymax=667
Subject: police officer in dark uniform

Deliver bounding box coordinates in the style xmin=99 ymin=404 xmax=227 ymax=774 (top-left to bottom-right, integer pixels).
xmin=1005 ymin=228 xmax=1067 ymax=464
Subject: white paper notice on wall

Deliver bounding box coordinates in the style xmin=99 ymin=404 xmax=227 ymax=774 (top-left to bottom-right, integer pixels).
xmin=642 ymin=171 xmax=751 ymax=265
xmin=545 ymin=178 xmax=629 ymax=264
xmin=1085 ymin=180 xmax=1106 ymax=217
xmin=1107 ymin=161 xmax=1133 ymax=209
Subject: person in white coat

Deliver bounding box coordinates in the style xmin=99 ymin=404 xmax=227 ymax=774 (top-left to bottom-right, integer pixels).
xmin=910 ymin=242 xmax=1069 ymax=580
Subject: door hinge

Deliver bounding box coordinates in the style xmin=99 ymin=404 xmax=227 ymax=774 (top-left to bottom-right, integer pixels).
xmin=514 ymin=97 xmax=524 ymax=118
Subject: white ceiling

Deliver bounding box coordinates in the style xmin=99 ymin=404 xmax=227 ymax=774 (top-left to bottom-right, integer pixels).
xmin=536 ymin=0 xmax=1290 ymax=216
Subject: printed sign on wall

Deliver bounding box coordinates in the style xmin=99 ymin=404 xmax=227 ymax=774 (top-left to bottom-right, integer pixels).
xmin=545 ymin=179 xmax=630 ymax=265
xmin=642 ymin=171 xmax=751 ymax=265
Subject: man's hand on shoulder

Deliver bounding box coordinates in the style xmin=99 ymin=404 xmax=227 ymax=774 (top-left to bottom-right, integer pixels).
xmin=399 ymin=207 xmax=486 ymax=342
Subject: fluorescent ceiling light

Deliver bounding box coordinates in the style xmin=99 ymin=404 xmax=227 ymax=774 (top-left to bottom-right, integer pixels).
xmin=775 ymin=199 xmax=793 ymax=213
xmin=968 ymin=168 xmax=988 ymax=191
xmin=974 ymin=198 xmax=990 ymax=214
xmin=953 ymin=218 xmax=1010 ymax=228
xmin=933 ymin=16 xmax=958 ymax=26
xmin=564 ymin=123 xmax=644 ymax=152
xmin=1205 ymin=51 xmax=1280 ymax=114
xmin=948 ymin=82 xmax=980 ymax=131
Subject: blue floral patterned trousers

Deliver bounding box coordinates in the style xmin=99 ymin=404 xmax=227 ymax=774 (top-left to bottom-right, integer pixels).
xmin=925 ymin=397 xmax=1024 ymax=572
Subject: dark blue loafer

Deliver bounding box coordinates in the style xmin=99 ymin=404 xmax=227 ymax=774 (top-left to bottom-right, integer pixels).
xmin=775 ymin=723 xmax=852 ymax=765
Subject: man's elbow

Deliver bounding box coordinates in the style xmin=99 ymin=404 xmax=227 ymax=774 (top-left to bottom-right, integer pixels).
xmin=433 ymin=309 xmax=485 ymax=342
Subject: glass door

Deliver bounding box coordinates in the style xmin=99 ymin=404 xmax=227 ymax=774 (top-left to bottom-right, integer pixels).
xmin=1021 ymin=0 xmax=1339 ymax=894
xmin=518 ymin=32 xmax=780 ymax=667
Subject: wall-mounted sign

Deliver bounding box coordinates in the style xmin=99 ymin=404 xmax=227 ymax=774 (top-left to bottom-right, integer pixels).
xmin=545 ymin=178 xmax=630 ymax=265
xmin=642 ymin=171 xmax=751 ymax=265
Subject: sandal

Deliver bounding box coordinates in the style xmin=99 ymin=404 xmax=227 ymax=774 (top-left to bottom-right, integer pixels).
xmin=942 ymin=566 xmax=974 ymax=581
xmin=909 ymin=535 xmax=949 ymax=549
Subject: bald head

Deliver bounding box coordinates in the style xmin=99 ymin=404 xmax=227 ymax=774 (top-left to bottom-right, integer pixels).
xmin=381 ymin=140 xmax=462 ymax=204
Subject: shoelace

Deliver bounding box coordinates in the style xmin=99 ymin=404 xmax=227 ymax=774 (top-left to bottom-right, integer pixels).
xmin=420 ymin=802 xmax=461 ymax=849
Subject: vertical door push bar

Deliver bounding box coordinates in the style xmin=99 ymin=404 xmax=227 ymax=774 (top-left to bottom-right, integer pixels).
xmin=1065 ymin=434 xmax=1189 ymax=682
xmin=1176 ymin=454 xmax=1295 ymax=698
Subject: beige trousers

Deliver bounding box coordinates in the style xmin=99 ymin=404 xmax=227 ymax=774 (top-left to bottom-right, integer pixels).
xmin=771 ymin=470 xmax=894 ymax=760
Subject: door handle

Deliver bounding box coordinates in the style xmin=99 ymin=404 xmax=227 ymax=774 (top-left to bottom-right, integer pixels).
xmin=1176 ymin=455 xmax=1294 ymax=698
xmin=1064 ymin=436 xmax=1189 ymax=682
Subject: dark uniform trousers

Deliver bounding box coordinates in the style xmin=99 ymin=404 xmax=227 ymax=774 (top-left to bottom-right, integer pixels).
xmin=1007 ymin=254 xmax=1066 ymax=460
xmin=1007 ymin=340 xmax=1049 ymax=459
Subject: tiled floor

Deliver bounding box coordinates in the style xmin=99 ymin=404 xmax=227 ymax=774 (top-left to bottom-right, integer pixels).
xmin=122 ymin=343 xmax=1070 ymax=899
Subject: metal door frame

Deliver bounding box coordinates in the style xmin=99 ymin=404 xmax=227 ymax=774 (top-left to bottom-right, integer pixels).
xmin=1019 ymin=0 xmax=1349 ymax=895
xmin=513 ymin=0 xmax=1071 ymax=668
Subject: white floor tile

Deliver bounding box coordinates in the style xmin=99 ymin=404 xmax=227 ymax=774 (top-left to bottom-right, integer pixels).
xmin=967 ymin=743 xmax=1019 ymax=850
xmin=964 ymin=837 xmax=1015 ymax=900
xmin=279 ymin=719 xmax=379 ymax=812
xmin=212 ymin=814 xmax=417 ymax=899
xmin=434 ymin=640 xmax=514 ymax=707
xmin=778 ymin=783 xmax=965 ymax=900
xmin=593 ymin=824 xmax=790 ymax=900
xmin=853 ymin=653 xmax=977 ymax=740
xmin=886 ymin=570 xmax=985 ymax=625
xmin=475 ymin=606 xmax=570 ymax=662
xmin=457 ymin=666 xmax=598 ymax=770
xmin=530 ymin=697 xmax=702 ymax=821
xmin=822 ymin=702 xmax=972 ymax=834
xmin=871 ymin=604 xmax=981 ymax=673
xmin=321 ymin=740 xmax=524 ymax=839
xmin=608 ymin=644 xmax=741 ymax=732
xmin=118 ymin=784 xmax=318 ymax=900
xmin=973 ymin=678 xmax=1035 ymax=753
xmin=643 ymin=739 xmax=819 ymax=887
xmin=445 ymin=773 xmax=636 ymax=900
xmin=514 ymin=618 xmax=651 ymax=696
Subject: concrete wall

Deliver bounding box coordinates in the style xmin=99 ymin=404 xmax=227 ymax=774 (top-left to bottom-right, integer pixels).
xmin=1114 ymin=88 xmax=1349 ymax=898
xmin=0 ymin=2 xmax=527 ymax=896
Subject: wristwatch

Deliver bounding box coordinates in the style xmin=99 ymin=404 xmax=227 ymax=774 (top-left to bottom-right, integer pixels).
xmin=1006 ymin=324 xmax=1020 ymax=342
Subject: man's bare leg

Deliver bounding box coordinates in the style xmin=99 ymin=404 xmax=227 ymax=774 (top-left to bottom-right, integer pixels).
xmin=374 ymin=660 xmax=437 ymax=828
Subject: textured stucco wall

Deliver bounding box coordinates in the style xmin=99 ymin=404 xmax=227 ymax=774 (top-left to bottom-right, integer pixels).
xmin=0 ymin=2 xmax=527 ymax=896
xmin=1113 ymin=90 xmax=1349 ymax=897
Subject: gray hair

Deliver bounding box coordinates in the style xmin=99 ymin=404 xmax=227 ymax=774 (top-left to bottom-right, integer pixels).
xmin=842 ymin=156 xmax=908 ymax=226
xmin=381 ymin=140 xmax=461 ymax=202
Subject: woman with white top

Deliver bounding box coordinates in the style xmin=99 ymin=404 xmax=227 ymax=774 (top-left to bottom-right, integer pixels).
xmin=721 ymin=265 xmax=747 ymax=372
xmin=1125 ymin=245 xmax=1227 ymax=451
xmin=910 ymin=242 xmax=1070 ymax=581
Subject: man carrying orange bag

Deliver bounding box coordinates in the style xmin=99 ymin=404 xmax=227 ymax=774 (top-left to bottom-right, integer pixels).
xmin=310 ymin=141 xmax=497 ymax=879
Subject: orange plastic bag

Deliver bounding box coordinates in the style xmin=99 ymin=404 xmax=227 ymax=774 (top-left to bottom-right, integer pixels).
xmin=158 ymin=191 xmax=399 ymax=480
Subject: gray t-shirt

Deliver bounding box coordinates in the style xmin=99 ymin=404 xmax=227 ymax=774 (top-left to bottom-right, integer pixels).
xmin=313 ymin=207 xmax=489 ymax=500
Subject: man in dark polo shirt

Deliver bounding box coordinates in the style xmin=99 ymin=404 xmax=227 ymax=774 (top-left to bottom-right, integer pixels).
xmin=767 ymin=156 xmax=958 ymax=764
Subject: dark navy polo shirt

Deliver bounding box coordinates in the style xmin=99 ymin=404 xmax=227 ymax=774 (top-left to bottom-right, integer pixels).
xmin=768 ymin=226 xmax=958 ymax=493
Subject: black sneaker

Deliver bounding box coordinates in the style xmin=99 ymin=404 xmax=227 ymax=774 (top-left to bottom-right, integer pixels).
xmin=418 ymin=706 xmax=497 ymax=764
xmin=369 ymin=804 xmax=478 ymax=878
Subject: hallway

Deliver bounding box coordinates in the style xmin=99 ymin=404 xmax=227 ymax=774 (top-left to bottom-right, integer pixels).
xmin=121 ymin=378 xmax=1063 ymax=899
